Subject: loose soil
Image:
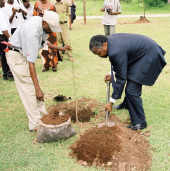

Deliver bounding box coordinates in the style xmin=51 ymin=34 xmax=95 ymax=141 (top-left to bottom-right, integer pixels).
xmin=47 ymin=98 xmax=152 ymax=170
xmin=47 ymin=98 xmax=101 ymax=122
xmin=70 ymin=116 xmax=152 ymax=171
xmin=119 ymin=16 xmax=150 ymax=25
xmin=135 ymin=16 xmax=150 ymax=24
xmin=41 ymin=111 xmax=70 ymax=125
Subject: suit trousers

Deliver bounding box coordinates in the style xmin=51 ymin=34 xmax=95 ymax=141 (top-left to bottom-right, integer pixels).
xmin=6 ymin=50 xmax=48 ymax=130
xmin=125 ymin=80 xmax=146 ymax=125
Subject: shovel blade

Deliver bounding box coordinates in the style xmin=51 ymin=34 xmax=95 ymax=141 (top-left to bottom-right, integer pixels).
xmin=98 ymin=121 xmax=115 ymax=128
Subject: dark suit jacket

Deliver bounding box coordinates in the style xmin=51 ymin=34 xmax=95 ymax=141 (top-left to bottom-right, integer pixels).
xmin=108 ymin=33 xmax=166 ymax=99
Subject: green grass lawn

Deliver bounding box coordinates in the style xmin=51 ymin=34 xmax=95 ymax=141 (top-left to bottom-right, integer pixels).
xmin=0 ymin=18 xmax=170 ymax=170
xmin=31 ymin=0 xmax=170 ymax=16
xmin=75 ymin=0 xmax=170 ymax=16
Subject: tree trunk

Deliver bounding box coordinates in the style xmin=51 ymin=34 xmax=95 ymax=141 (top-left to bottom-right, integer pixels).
xmin=143 ymin=0 xmax=146 ymax=17
xmin=83 ymin=0 xmax=86 ymax=24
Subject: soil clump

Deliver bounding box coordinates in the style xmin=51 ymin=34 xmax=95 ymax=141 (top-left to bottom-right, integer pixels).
xmin=119 ymin=16 xmax=150 ymax=25
xmin=41 ymin=111 xmax=70 ymax=125
xmin=135 ymin=16 xmax=150 ymax=24
xmin=47 ymin=98 xmax=101 ymax=122
xmin=70 ymin=119 xmax=152 ymax=171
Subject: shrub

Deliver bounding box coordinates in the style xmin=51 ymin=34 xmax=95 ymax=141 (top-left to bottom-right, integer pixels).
xmin=144 ymin=0 xmax=166 ymax=7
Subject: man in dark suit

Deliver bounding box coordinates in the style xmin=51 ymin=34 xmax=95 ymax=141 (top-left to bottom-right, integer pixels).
xmin=89 ymin=33 xmax=166 ymax=130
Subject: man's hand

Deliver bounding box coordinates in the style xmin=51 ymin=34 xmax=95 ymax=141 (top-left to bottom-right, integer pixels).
xmin=100 ymin=8 xmax=105 ymax=12
xmin=1 ymin=41 xmax=11 ymax=46
xmin=36 ymin=88 xmax=44 ymax=101
xmin=105 ymin=102 xmax=112 ymax=112
xmin=37 ymin=8 xmax=44 ymax=16
xmin=105 ymin=74 xmax=111 ymax=82
xmin=20 ymin=9 xmax=27 ymax=16
xmin=63 ymin=45 xmax=72 ymax=51
xmin=47 ymin=41 xmax=55 ymax=49
xmin=108 ymin=11 xmax=121 ymax=15
xmin=47 ymin=41 xmax=72 ymax=51
xmin=12 ymin=8 xmax=17 ymax=14
xmin=107 ymin=11 xmax=112 ymax=15
xmin=29 ymin=62 xmax=44 ymax=101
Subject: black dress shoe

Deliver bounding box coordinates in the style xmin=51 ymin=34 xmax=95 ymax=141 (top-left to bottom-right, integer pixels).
xmin=130 ymin=122 xmax=147 ymax=130
xmin=127 ymin=124 xmax=133 ymax=128
xmin=3 ymin=75 xmax=8 ymax=80
xmin=114 ymin=103 xmax=128 ymax=110
xmin=7 ymin=75 xmax=14 ymax=81
xmin=42 ymin=68 xmax=49 ymax=72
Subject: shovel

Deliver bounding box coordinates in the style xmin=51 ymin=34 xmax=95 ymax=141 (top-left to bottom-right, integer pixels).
xmin=98 ymin=81 xmax=115 ymax=128
xmin=105 ymin=81 xmax=110 ymax=125
xmin=105 ymin=81 xmax=115 ymax=127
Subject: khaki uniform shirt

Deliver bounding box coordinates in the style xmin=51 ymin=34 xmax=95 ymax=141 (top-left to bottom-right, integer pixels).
xmin=55 ymin=0 xmax=71 ymax=22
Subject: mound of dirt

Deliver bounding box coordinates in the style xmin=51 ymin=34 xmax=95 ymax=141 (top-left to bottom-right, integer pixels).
xmin=47 ymin=98 xmax=100 ymax=123
xmin=135 ymin=16 xmax=150 ymax=24
xmin=66 ymin=102 xmax=92 ymax=122
xmin=41 ymin=111 xmax=70 ymax=125
xmin=118 ymin=16 xmax=150 ymax=25
xmin=70 ymin=124 xmax=152 ymax=171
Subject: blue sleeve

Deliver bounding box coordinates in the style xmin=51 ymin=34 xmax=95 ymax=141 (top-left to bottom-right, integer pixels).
xmin=110 ymin=54 xmax=128 ymax=99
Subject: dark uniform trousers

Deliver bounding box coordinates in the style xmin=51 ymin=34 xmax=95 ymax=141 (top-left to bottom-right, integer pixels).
xmin=0 ymin=51 xmax=12 ymax=78
xmin=125 ymin=80 xmax=146 ymax=125
xmin=0 ymin=34 xmax=12 ymax=79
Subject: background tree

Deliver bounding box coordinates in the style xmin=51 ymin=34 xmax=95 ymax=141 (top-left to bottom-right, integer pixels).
xmin=144 ymin=0 xmax=167 ymax=8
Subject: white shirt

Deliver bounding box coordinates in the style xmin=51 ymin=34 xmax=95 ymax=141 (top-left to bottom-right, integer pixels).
xmin=10 ymin=16 xmax=45 ymax=63
xmin=0 ymin=8 xmax=11 ymax=35
xmin=23 ymin=4 xmax=33 ymax=21
xmin=13 ymin=0 xmax=26 ymax=27
xmin=102 ymin=0 xmax=121 ymax=26
xmin=4 ymin=0 xmax=26 ymax=29
xmin=4 ymin=3 xmax=17 ymax=29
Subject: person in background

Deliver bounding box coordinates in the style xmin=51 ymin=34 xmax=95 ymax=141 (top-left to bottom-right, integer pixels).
xmin=22 ymin=0 xmax=33 ymax=20
xmin=4 ymin=0 xmax=16 ymax=34
xmin=4 ymin=0 xmax=27 ymax=34
xmin=68 ymin=0 xmax=76 ymax=30
xmin=101 ymin=0 xmax=121 ymax=109
xmin=33 ymin=0 xmax=59 ymax=72
xmin=101 ymin=0 xmax=121 ymax=36
xmin=89 ymin=34 xmax=166 ymax=130
xmin=0 ymin=0 xmax=13 ymax=80
xmin=55 ymin=0 xmax=73 ymax=61
xmin=41 ymin=32 xmax=69 ymax=72
xmin=33 ymin=0 xmax=56 ymax=16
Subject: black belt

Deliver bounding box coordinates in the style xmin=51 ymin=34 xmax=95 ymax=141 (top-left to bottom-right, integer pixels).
xmin=9 ymin=47 xmax=20 ymax=52
xmin=60 ymin=21 xmax=67 ymax=24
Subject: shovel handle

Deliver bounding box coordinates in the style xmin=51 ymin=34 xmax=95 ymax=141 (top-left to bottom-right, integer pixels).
xmin=105 ymin=81 xmax=111 ymax=125
xmin=106 ymin=81 xmax=110 ymax=103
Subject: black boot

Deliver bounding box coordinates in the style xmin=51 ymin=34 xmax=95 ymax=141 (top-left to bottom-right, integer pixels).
xmin=130 ymin=122 xmax=147 ymax=130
